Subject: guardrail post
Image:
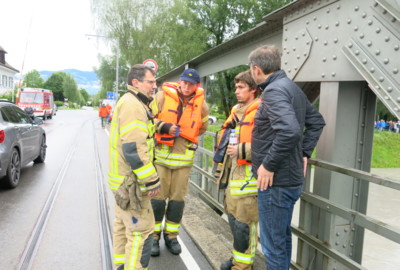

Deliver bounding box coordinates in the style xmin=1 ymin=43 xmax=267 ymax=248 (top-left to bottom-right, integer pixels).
xmin=297 ymin=81 xmax=376 ymax=269
xmin=191 ymin=135 xmax=204 ymax=192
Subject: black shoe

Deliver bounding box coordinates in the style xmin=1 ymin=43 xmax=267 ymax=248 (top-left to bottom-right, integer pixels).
xmin=116 ymin=264 xmax=124 ymax=270
xmin=151 ymin=239 xmax=160 ymax=257
xmin=164 ymin=235 xmax=182 ymax=255
xmin=220 ymin=258 xmax=234 ymax=270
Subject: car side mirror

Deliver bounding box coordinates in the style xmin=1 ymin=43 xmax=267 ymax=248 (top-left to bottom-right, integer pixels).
xmin=33 ymin=117 xmax=43 ymax=125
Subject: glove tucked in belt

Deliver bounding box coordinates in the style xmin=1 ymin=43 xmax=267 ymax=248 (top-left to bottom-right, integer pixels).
xmin=115 ymin=172 xmax=143 ymax=211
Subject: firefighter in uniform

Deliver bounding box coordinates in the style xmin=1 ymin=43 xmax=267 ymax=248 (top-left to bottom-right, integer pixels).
xmin=214 ymin=70 xmax=260 ymax=270
xmin=108 ymin=64 xmax=160 ymax=270
xmin=149 ymin=68 xmax=209 ymax=256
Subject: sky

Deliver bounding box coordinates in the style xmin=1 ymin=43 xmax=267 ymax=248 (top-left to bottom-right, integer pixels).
xmin=0 ymin=0 xmax=110 ymax=73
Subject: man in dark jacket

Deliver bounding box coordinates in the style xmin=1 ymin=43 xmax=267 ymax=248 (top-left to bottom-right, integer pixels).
xmin=248 ymin=45 xmax=325 ymax=270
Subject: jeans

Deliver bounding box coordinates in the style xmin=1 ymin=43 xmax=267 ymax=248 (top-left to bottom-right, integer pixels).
xmin=258 ymin=185 xmax=303 ymax=270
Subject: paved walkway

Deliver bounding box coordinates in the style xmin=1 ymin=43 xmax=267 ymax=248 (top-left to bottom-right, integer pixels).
xmin=364 ymin=168 xmax=400 ymax=270
xmin=182 ymin=168 xmax=400 ymax=270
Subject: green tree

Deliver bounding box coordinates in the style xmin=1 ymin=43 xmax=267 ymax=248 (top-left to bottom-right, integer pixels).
xmin=188 ymin=0 xmax=291 ymax=116
xmin=63 ymin=74 xmax=79 ymax=103
xmin=92 ymin=0 xmax=208 ymax=75
xmin=95 ymin=55 xmax=129 ymax=100
xmin=92 ymin=0 xmax=290 ymax=114
xmin=188 ymin=0 xmax=291 ymax=48
xmin=97 ymin=0 xmax=168 ymax=66
xmin=208 ymin=66 xmax=248 ymax=116
xmin=22 ymin=70 xmax=44 ymax=88
xmin=44 ymin=72 xmax=66 ymax=101
xmin=146 ymin=0 xmax=208 ymax=74
xmin=376 ymin=99 xmax=397 ymax=121
xmin=80 ymin=88 xmax=90 ymax=104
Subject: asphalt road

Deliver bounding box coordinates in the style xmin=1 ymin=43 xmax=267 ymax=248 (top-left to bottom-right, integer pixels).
xmin=0 ymin=108 xmax=212 ymax=270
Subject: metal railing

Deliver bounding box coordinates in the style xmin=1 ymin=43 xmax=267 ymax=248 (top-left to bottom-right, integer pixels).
xmin=189 ymin=130 xmax=400 ymax=269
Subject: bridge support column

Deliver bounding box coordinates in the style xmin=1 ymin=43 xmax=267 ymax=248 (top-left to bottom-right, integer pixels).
xmin=297 ymin=81 xmax=376 ymax=269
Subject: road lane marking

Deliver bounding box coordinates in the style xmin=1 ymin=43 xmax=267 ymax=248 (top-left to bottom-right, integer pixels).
xmin=178 ymin=236 xmax=202 ymax=270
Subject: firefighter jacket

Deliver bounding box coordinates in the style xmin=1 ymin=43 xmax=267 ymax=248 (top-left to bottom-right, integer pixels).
xmin=108 ymin=85 xmax=160 ymax=193
xmin=215 ymin=99 xmax=260 ymax=197
xmin=150 ymin=82 xmax=209 ymax=169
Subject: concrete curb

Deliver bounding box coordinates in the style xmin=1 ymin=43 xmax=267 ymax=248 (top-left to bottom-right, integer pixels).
xmin=182 ymin=190 xmax=266 ymax=270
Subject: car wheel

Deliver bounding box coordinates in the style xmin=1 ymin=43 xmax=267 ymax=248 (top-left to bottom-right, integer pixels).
xmin=34 ymin=135 xmax=46 ymax=163
xmin=5 ymin=148 xmax=21 ymax=188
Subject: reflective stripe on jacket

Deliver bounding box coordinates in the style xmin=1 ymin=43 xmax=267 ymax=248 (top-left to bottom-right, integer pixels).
xmin=155 ymin=82 xmax=205 ymax=146
xmin=108 ymin=86 xmax=158 ymax=192
xmin=229 ymin=165 xmax=257 ymax=195
xmin=154 ymin=143 xmax=195 ymax=167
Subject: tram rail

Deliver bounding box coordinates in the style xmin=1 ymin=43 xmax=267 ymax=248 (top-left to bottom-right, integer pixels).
xmin=17 ymin=131 xmax=78 ymax=270
xmin=92 ymin=120 xmax=113 ymax=270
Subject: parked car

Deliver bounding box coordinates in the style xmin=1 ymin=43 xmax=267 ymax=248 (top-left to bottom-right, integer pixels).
xmin=208 ymin=115 xmax=217 ymax=124
xmin=0 ymin=102 xmax=46 ymax=188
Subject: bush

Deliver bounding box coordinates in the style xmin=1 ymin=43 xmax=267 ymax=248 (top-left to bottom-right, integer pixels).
xmin=55 ymin=101 xmax=64 ymax=107
xmin=0 ymin=91 xmax=17 ymax=102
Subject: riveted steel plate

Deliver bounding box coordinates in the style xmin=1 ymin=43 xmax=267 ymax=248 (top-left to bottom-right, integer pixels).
xmin=342 ymin=0 xmax=400 ymax=119
xmin=282 ymin=0 xmax=383 ymax=82
xmin=282 ymin=28 xmax=312 ymax=80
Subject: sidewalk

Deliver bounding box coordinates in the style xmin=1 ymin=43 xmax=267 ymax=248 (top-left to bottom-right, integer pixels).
xmin=182 ymin=189 xmax=266 ymax=270
xmin=182 ymin=168 xmax=400 ymax=270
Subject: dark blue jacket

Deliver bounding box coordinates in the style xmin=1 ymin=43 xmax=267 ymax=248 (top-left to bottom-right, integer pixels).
xmin=251 ymin=70 xmax=325 ymax=187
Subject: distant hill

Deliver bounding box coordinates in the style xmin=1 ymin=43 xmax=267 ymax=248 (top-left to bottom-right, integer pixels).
xmin=39 ymin=69 xmax=100 ymax=95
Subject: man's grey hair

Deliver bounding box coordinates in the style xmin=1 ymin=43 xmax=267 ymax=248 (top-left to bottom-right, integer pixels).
xmin=248 ymin=45 xmax=282 ymax=75
xmin=127 ymin=64 xmax=156 ymax=86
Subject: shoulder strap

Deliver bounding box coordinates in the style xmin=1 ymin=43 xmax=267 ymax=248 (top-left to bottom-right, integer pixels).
xmin=127 ymin=90 xmax=155 ymax=121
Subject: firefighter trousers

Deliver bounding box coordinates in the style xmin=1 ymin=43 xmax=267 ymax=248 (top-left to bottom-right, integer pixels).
xmin=113 ymin=198 xmax=154 ymax=270
xmin=151 ymin=164 xmax=191 ymax=239
xmin=225 ymin=190 xmax=259 ymax=270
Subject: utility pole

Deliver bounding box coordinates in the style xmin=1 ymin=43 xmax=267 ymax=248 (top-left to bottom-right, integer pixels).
xmin=115 ymin=45 xmax=119 ymax=101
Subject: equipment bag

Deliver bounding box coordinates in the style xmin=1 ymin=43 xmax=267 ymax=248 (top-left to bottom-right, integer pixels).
xmin=213 ymin=128 xmax=231 ymax=163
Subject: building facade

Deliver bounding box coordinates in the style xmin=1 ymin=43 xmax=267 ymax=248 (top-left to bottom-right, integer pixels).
xmin=0 ymin=45 xmax=19 ymax=95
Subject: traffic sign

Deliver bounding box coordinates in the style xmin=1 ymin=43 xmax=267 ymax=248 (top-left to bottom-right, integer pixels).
xmin=107 ymin=91 xmax=116 ymax=100
xmin=143 ymin=59 xmax=158 ymax=72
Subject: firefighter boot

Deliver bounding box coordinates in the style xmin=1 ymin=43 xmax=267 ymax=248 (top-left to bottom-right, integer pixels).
xmin=164 ymin=234 xmax=181 ymax=255
xmin=151 ymin=238 xmax=160 ymax=257
xmin=151 ymin=199 xmax=166 ymax=257
xmin=220 ymin=258 xmax=234 ymax=270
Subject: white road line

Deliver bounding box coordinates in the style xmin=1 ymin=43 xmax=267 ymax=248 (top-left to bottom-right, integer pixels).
xmin=178 ymin=236 xmax=201 ymax=270
xmin=103 ymin=128 xmax=201 ymax=269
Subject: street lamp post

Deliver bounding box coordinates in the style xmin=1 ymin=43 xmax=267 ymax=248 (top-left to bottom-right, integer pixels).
xmin=115 ymin=46 xmax=119 ymax=101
